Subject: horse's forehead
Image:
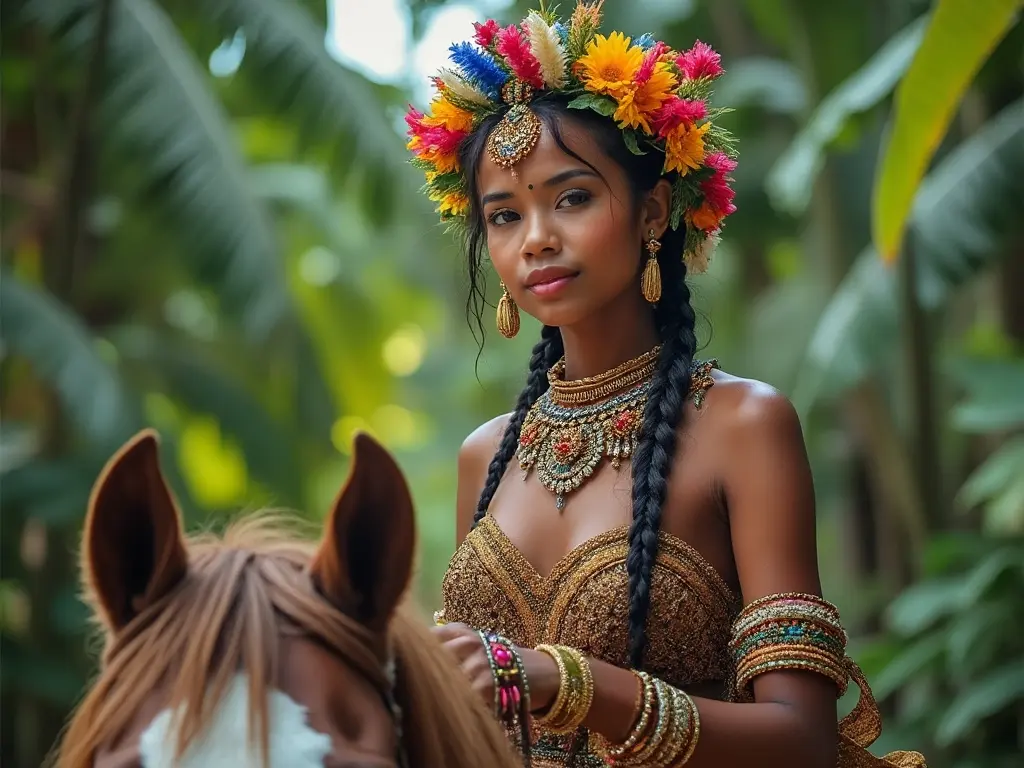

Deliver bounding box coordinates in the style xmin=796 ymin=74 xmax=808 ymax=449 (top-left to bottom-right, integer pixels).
xmin=94 ymin=639 xmax=398 ymax=767
xmin=139 ymin=675 xmax=331 ymax=767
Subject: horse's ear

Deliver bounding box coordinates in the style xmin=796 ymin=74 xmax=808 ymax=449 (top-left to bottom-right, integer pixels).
xmin=310 ymin=432 xmax=416 ymax=633
xmin=83 ymin=429 xmax=188 ymax=632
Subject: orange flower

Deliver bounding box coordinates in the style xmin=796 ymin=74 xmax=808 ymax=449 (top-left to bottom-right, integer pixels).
xmin=690 ymin=200 xmax=722 ymax=231
xmin=613 ymin=61 xmax=677 ymax=132
xmin=421 ymin=95 xmax=474 ymax=133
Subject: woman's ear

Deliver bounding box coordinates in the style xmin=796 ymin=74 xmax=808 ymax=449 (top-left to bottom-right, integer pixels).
xmin=640 ymin=179 xmax=674 ymax=239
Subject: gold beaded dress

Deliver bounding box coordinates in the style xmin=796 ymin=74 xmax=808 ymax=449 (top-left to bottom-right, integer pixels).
xmin=437 ymin=360 xmax=926 ymax=768
xmin=438 ymin=362 xmax=732 ymax=767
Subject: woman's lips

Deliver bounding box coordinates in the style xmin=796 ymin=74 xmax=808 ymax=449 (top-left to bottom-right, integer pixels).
xmin=527 ymin=274 xmax=577 ymax=296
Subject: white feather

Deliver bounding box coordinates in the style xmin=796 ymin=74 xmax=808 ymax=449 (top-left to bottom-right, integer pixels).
xmin=139 ymin=674 xmax=332 ymax=768
xmin=523 ymin=11 xmax=568 ymax=89
xmin=438 ymin=68 xmax=490 ymax=104
xmin=686 ymin=231 xmax=719 ymax=275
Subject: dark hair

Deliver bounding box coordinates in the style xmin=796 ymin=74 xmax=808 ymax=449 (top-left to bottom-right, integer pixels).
xmin=461 ymin=95 xmax=697 ymax=668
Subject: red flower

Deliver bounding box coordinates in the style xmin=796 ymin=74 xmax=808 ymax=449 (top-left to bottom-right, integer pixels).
xmin=635 ymin=42 xmax=669 ymax=86
xmin=676 ymin=40 xmax=724 ymax=80
xmin=700 ymin=151 xmax=737 ymax=218
xmin=495 ymin=24 xmax=544 ymax=89
xmin=473 ymin=19 xmax=500 ymax=48
xmin=651 ymin=96 xmax=708 ymax=138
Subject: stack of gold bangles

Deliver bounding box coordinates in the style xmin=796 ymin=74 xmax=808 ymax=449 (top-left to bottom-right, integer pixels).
xmin=534 ymin=644 xmax=596 ymax=733
xmin=728 ymin=592 xmax=849 ymax=698
xmin=589 ymin=670 xmax=701 ymax=765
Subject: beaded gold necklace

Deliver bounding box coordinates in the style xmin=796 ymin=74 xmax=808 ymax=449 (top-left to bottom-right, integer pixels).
xmin=515 ymin=348 xmax=656 ymax=511
xmin=517 ymin=350 xmax=718 ymax=511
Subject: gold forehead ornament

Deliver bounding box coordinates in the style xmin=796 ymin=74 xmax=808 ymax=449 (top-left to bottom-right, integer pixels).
xmin=486 ymin=80 xmax=543 ymax=178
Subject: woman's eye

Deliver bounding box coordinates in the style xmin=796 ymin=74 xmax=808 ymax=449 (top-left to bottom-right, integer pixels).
xmin=488 ymin=209 xmax=519 ymax=226
xmin=558 ymin=189 xmax=591 ymax=208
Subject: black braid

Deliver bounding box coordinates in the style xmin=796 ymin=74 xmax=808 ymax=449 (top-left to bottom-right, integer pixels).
xmin=626 ymin=247 xmax=698 ymax=667
xmin=472 ymin=325 xmax=564 ymax=528
xmin=457 ymin=94 xmax=700 ymax=665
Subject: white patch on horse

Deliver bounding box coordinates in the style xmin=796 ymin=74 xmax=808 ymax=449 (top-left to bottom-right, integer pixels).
xmin=139 ymin=673 xmax=331 ymax=767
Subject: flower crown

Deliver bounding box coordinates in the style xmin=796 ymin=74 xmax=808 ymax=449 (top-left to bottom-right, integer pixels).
xmin=404 ymin=1 xmax=738 ymax=274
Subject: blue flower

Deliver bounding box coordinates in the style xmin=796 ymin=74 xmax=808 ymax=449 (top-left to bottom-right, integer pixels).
xmin=554 ymin=22 xmax=568 ymax=44
xmin=448 ymin=42 xmax=508 ymax=100
xmin=635 ymin=33 xmax=656 ymax=50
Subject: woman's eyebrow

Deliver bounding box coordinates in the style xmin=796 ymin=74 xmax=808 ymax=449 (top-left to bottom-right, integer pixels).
xmin=481 ymin=168 xmax=597 ymax=206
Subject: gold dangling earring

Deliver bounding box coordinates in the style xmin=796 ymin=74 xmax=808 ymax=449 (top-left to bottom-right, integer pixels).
xmin=642 ymin=229 xmax=662 ymax=304
xmin=496 ymin=281 xmax=520 ymax=339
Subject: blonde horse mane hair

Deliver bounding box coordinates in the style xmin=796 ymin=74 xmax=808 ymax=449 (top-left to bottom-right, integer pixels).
xmin=52 ymin=431 xmax=520 ymax=768
xmin=53 ymin=514 xmax=519 ymax=768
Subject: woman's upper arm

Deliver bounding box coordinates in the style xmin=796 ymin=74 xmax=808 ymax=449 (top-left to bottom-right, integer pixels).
xmin=455 ymin=415 xmax=510 ymax=547
xmin=719 ymin=383 xmax=837 ymax=717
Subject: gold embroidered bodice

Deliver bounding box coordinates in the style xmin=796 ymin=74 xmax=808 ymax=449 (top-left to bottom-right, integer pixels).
xmin=441 ymin=516 xmax=740 ymax=690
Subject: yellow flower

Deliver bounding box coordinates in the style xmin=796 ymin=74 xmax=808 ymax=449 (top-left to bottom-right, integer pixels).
xmin=613 ymin=62 xmax=678 ymax=133
xmin=422 ymin=95 xmax=474 ymax=134
xmin=437 ymin=191 xmax=469 ymax=217
xmin=424 ymin=151 xmax=459 ymax=175
xmin=664 ymin=122 xmax=709 ymax=175
xmin=576 ymin=32 xmax=643 ymax=100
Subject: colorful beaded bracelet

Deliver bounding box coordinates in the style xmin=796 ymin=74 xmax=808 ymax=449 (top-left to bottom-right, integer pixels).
xmin=730 ymin=592 xmax=850 ymax=696
xmin=478 ymin=630 xmax=533 ymax=765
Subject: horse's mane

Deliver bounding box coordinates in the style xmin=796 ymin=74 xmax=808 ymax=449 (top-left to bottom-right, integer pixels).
xmin=53 ymin=513 xmax=519 ymax=768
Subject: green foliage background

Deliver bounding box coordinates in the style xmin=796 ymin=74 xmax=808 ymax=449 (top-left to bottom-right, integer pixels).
xmin=1 ymin=1 xmax=1022 ymax=766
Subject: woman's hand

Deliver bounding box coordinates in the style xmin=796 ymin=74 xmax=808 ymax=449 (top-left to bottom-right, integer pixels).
xmin=431 ymin=622 xmax=561 ymax=713
xmin=432 ymin=622 xmax=496 ymax=705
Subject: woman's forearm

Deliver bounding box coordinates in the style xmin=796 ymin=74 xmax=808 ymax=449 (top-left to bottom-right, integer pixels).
xmin=522 ymin=649 xmax=836 ymax=768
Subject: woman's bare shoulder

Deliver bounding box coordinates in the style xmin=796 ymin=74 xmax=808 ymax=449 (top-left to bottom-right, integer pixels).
xmin=460 ymin=413 xmax=513 ymax=465
xmin=683 ymin=367 xmax=806 ymax=465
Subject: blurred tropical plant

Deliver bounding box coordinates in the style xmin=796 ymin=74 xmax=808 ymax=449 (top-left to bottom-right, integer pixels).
xmin=861 ymin=356 xmax=1024 ymax=766
xmin=872 ymin=0 xmax=1022 ymax=262
xmin=3 ymin=0 xmax=1024 ymax=766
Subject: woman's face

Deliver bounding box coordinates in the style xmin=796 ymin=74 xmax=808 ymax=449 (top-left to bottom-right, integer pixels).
xmin=476 ymin=117 xmax=659 ymax=330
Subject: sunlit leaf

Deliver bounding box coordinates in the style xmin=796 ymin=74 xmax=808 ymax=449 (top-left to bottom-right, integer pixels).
xmin=911 ymin=99 xmax=1024 ymax=304
xmin=113 ymin=326 xmax=306 ymax=504
xmin=0 ymin=272 xmax=143 ymax=454
xmin=793 ymin=99 xmax=1024 ymax=411
xmin=766 ymin=15 xmax=928 ymax=214
xmin=872 ymin=0 xmax=1021 ymax=262
xmin=202 ymin=0 xmax=416 ymax=223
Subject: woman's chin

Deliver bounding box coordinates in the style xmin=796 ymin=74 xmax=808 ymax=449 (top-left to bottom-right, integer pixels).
xmin=525 ymin=304 xmax=587 ymax=331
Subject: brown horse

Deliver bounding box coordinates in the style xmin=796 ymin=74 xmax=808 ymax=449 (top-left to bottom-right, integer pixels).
xmin=52 ymin=429 xmax=520 ymax=768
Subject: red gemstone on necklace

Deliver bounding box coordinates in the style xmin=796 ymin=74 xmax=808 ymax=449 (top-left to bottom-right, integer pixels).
xmin=613 ymin=410 xmax=638 ymax=436
xmin=520 ymin=425 xmax=539 ymax=447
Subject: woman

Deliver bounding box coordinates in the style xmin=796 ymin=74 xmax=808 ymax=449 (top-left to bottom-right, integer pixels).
xmin=411 ymin=3 xmax=926 ymax=766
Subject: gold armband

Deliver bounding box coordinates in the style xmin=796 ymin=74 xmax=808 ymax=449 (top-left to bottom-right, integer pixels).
xmin=729 ymin=592 xmax=848 ymax=696
xmin=730 ymin=592 xmax=928 ymax=767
